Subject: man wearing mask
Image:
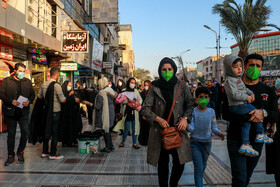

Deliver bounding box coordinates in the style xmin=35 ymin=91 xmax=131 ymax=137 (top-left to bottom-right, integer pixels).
xmin=38 ymin=66 xmax=67 ymax=159
xmin=223 ymin=54 xmax=278 ymax=187
xmin=0 ymin=63 xmax=35 ymax=166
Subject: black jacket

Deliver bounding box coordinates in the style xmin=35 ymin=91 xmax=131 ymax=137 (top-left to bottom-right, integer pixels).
xmin=0 ymin=76 xmax=35 ymax=117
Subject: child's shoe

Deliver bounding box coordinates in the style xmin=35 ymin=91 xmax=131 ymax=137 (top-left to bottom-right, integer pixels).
xmin=255 ymin=133 xmax=273 ymax=143
xmin=238 ymin=144 xmax=259 ymax=157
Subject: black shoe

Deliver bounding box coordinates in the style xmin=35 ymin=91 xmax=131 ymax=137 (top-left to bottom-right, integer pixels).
xmin=133 ymin=144 xmax=141 ymax=149
xmin=119 ymin=130 xmax=123 ymax=136
xmin=128 ymin=131 xmax=132 ymax=136
xmin=17 ymin=151 xmax=24 ymax=164
xmin=5 ymin=155 xmax=15 ymax=166
xmin=109 ymin=146 xmax=115 ymax=151
xmin=100 ymin=148 xmax=111 ymax=153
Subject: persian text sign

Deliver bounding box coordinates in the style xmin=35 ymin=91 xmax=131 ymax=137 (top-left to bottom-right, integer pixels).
xmin=61 ymin=63 xmax=78 ymax=71
xmin=102 ymin=61 xmax=112 ymax=69
xmin=61 ymin=31 xmax=89 ymax=53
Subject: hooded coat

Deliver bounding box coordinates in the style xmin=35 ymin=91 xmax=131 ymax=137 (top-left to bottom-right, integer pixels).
xmin=141 ymin=57 xmax=194 ymax=167
xmin=223 ymin=55 xmax=253 ymax=106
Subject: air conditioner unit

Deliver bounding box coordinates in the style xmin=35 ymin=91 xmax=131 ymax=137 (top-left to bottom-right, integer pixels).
xmin=27 ymin=0 xmax=39 ymax=28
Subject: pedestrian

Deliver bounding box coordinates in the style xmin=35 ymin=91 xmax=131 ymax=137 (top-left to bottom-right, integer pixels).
xmin=115 ymin=79 xmax=126 ymax=135
xmin=92 ymin=76 xmax=117 ymax=153
xmin=188 ymin=87 xmax=224 ymax=187
xmin=215 ymin=82 xmax=222 ymax=119
xmin=138 ymin=80 xmax=151 ymax=146
xmin=113 ymin=77 xmax=142 ymax=149
xmin=37 ymin=66 xmax=67 ymax=160
xmin=141 ymin=57 xmax=194 ymax=187
xmin=85 ymin=85 xmax=98 ymax=126
xmin=60 ymin=81 xmax=83 ymax=147
xmin=222 ymin=54 xmax=279 ymax=187
xmin=207 ymin=79 xmax=217 ymax=110
xmin=224 ymin=55 xmax=273 ymax=157
xmin=0 ymin=63 xmax=35 ymax=166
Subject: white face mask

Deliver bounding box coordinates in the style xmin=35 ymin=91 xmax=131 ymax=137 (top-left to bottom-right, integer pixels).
xmin=144 ymin=86 xmax=149 ymax=91
xmin=108 ymin=85 xmax=112 ymax=88
xmin=222 ymin=84 xmax=224 ymax=87
xmin=83 ymin=85 xmax=86 ymax=88
xmin=130 ymin=84 xmax=135 ymax=89
xmin=118 ymin=82 xmax=122 ymax=86
xmin=193 ymin=84 xmax=197 ymax=88
xmin=67 ymin=86 xmax=72 ymax=91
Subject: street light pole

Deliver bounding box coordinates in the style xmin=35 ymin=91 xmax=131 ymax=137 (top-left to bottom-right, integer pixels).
xmin=204 ymin=22 xmax=221 ymax=83
xmin=171 ymin=49 xmax=191 ymax=81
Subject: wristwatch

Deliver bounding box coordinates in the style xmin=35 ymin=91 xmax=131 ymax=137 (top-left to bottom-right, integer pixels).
xmin=262 ymin=109 xmax=268 ymax=118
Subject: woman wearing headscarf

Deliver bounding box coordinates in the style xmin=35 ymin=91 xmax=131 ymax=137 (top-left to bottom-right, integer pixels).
xmin=92 ymin=76 xmax=117 ymax=153
xmin=138 ymin=80 xmax=152 ymax=146
xmin=60 ymin=81 xmax=83 ymax=147
xmin=141 ymin=57 xmax=194 ymax=187
xmin=113 ymin=77 xmax=142 ymax=149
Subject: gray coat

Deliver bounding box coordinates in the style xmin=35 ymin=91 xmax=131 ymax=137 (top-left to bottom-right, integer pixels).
xmin=141 ymin=79 xmax=194 ymax=167
xmin=223 ymin=55 xmax=253 ymax=106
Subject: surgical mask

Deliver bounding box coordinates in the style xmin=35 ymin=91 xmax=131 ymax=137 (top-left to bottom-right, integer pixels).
xmin=118 ymin=82 xmax=122 ymax=86
xmin=108 ymin=85 xmax=112 ymax=88
xmin=161 ymin=70 xmax=173 ymax=82
xmin=198 ymin=98 xmax=209 ymax=108
xmin=193 ymin=84 xmax=197 ymax=88
xmin=144 ymin=86 xmax=149 ymax=91
xmin=221 ymin=83 xmax=224 ymax=87
xmin=67 ymin=86 xmax=72 ymax=91
xmin=246 ymin=66 xmax=260 ymax=80
xmin=129 ymin=84 xmax=135 ymax=89
xmin=83 ymin=85 xmax=86 ymax=88
xmin=17 ymin=72 xmax=25 ymax=80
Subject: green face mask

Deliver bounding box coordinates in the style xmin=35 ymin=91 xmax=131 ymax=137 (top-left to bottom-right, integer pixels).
xmin=197 ymin=98 xmax=209 ymax=108
xmin=161 ymin=70 xmax=173 ymax=82
xmin=246 ymin=66 xmax=260 ymax=80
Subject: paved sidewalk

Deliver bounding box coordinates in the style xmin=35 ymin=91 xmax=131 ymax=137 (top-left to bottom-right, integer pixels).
xmin=0 ymin=119 xmax=276 ymax=186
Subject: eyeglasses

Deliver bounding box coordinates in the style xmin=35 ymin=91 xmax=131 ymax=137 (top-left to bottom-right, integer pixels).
xmin=162 ymin=68 xmax=173 ymax=71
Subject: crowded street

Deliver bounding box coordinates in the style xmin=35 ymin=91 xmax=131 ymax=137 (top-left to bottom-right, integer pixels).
xmin=0 ymin=119 xmax=276 ymax=186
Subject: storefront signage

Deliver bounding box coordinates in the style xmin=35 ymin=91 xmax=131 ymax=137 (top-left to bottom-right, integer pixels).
xmin=74 ymin=70 xmax=92 ymax=77
xmin=92 ymin=0 xmax=118 ymax=24
xmin=0 ymin=29 xmax=13 ymax=46
xmin=92 ymin=38 xmax=103 ymax=72
xmin=32 ymin=48 xmax=47 ymax=64
xmin=102 ymin=61 xmax=112 ymax=69
xmin=260 ymin=70 xmax=280 ymax=77
xmin=61 ymin=31 xmax=89 ymax=53
xmin=0 ymin=43 xmax=13 ymax=61
xmin=61 ymin=63 xmax=77 ymax=71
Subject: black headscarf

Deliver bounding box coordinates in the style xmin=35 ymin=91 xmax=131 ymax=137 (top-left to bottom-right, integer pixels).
xmin=62 ymin=80 xmax=70 ymax=96
xmin=125 ymin=77 xmax=136 ymax=92
xmin=117 ymin=79 xmax=126 ymax=93
xmin=152 ymin=57 xmax=178 ymax=125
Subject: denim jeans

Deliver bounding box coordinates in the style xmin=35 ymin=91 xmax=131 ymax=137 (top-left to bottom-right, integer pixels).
xmin=43 ymin=112 xmax=61 ymax=155
xmin=229 ymin=104 xmax=264 ymax=144
xmin=122 ymin=120 xmax=137 ymax=144
xmin=190 ymin=139 xmax=212 ymax=187
xmin=6 ymin=114 xmax=29 ymax=156
xmin=207 ymin=100 xmax=215 ymax=110
xmin=227 ymin=138 xmax=263 ymax=187
xmin=158 ymin=148 xmax=185 ymax=187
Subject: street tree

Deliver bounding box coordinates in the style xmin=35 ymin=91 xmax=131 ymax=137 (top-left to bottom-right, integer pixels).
xmin=133 ymin=68 xmax=152 ymax=84
xmin=212 ymin=0 xmax=279 ymax=60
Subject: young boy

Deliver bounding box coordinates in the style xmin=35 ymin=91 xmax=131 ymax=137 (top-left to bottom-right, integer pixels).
xmin=187 ymin=87 xmax=224 ymax=187
xmin=223 ymin=54 xmax=273 ymax=157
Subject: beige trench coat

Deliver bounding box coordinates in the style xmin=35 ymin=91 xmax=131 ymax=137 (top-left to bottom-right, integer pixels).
xmin=141 ymin=79 xmax=194 ymax=167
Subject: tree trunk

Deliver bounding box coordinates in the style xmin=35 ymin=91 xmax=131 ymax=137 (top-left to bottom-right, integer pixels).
xmin=238 ymin=50 xmax=248 ymax=61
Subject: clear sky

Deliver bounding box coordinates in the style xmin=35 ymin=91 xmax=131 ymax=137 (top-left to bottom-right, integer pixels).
xmin=119 ymin=0 xmax=280 ymax=78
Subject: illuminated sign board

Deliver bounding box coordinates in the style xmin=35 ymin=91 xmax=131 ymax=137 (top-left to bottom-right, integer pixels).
xmin=74 ymin=70 xmax=92 ymax=77
xmin=61 ymin=31 xmax=89 ymax=53
xmin=32 ymin=48 xmax=47 ymax=64
xmin=61 ymin=63 xmax=77 ymax=71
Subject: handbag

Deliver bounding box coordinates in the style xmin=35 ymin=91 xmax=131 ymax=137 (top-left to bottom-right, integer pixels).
xmin=161 ymin=80 xmax=183 ymax=150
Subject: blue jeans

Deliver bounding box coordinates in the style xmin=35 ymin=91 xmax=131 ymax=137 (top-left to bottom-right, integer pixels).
xmin=227 ymin=138 xmax=263 ymax=187
xmin=207 ymin=100 xmax=215 ymax=110
xmin=229 ymin=104 xmax=264 ymax=144
xmin=191 ymin=139 xmax=212 ymax=187
xmin=122 ymin=121 xmax=137 ymax=144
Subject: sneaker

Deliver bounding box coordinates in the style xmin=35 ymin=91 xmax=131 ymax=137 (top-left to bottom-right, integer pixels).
xmin=263 ymin=134 xmax=273 ymax=143
xmin=49 ymin=154 xmax=64 ymax=160
xmin=4 ymin=155 xmax=15 ymax=166
xmin=255 ymin=133 xmax=274 ymax=143
xmin=17 ymin=151 xmax=24 ymax=164
xmin=238 ymin=144 xmax=259 ymax=157
xmin=41 ymin=153 xmax=50 ymax=158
